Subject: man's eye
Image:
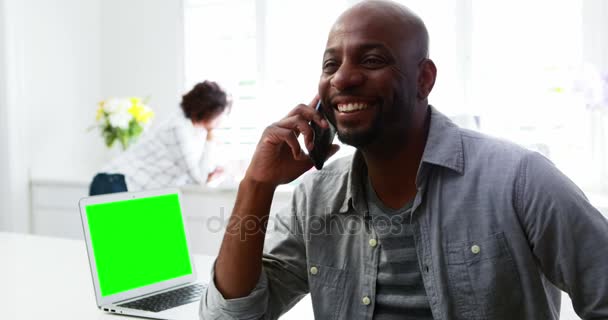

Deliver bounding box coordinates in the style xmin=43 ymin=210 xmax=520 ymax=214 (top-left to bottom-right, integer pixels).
xmin=362 ymin=56 xmax=386 ymax=68
xmin=323 ymin=60 xmax=339 ymax=73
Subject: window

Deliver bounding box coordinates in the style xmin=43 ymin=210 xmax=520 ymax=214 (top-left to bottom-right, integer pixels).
xmin=184 ymin=0 xmax=467 ymax=185
xmin=470 ymin=0 xmax=608 ymax=196
xmin=184 ymin=0 xmax=259 ymax=183
xmin=184 ymin=0 xmax=353 ymax=184
xmin=184 ymin=0 xmax=608 ymax=197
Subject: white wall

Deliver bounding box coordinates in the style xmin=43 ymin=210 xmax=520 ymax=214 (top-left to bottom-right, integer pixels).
xmin=1 ymin=0 xmax=105 ymax=231
xmin=25 ymin=0 xmax=104 ymax=183
xmin=583 ymin=0 xmax=608 ymax=71
xmin=0 ymin=0 xmax=10 ymax=230
xmin=100 ymin=0 xmax=184 ymax=122
xmin=0 ymin=0 xmax=31 ymax=232
xmin=582 ymin=0 xmax=608 ymax=194
xmin=8 ymin=0 xmax=185 ymax=183
xmin=0 ymin=0 xmax=186 ymax=232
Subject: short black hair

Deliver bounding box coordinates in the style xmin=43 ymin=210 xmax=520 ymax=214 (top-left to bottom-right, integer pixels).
xmin=180 ymin=81 xmax=230 ymax=122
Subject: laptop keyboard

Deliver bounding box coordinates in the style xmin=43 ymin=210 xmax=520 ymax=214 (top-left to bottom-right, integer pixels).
xmin=118 ymin=283 xmax=206 ymax=313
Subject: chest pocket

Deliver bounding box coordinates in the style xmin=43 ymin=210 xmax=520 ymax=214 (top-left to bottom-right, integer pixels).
xmin=307 ymin=262 xmax=347 ymax=320
xmin=445 ymin=232 xmax=524 ymax=320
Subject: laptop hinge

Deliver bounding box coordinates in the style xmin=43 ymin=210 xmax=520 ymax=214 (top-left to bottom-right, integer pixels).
xmin=114 ymin=282 xmax=194 ymax=304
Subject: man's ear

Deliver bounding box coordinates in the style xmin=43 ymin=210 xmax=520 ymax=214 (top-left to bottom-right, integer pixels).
xmin=417 ymin=59 xmax=437 ymax=100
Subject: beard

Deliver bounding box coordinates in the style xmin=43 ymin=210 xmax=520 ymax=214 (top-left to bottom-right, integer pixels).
xmin=334 ymin=107 xmax=383 ymax=148
xmin=328 ymin=91 xmax=415 ymax=149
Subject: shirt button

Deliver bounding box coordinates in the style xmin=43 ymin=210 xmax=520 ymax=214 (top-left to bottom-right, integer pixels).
xmin=369 ymin=238 xmax=378 ymax=247
xmin=310 ymin=266 xmax=319 ymax=275
xmin=362 ymin=296 xmax=371 ymax=306
xmin=471 ymin=244 xmax=481 ymax=254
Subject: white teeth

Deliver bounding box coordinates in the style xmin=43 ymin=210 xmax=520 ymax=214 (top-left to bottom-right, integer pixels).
xmin=337 ymin=103 xmax=370 ymax=113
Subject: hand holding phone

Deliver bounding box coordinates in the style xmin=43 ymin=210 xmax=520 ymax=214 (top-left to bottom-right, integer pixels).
xmin=309 ymin=101 xmax=336 ymax=170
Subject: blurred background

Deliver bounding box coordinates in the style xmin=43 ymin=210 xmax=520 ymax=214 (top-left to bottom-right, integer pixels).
xmin=1 ymin=1 xmax=607 ymax=318
xmin=1 ymin=0 xmax=607 ymax=255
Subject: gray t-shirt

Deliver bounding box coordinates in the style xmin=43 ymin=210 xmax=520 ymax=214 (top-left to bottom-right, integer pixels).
xmin=366 ymin=176 xmax=433 ymax=320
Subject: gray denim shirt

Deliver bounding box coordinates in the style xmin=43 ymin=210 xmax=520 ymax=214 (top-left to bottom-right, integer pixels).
xmin=200 ymin=107 xmax=608 ymax=320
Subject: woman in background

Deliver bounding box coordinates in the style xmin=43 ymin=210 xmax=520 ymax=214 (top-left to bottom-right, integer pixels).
xmin=89 ymin=81 xmax=230 ymax=195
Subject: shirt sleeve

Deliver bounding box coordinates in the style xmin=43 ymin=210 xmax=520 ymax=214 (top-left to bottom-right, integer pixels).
xmin=200 ymin=263 xmax=270 ymax=319
xmin=199 ymin=194 xmax=310 ymax=319
xmin=198 ymin=139 xmax=215 ymax=184
xmin=516 ymin=151 xmax=608 ymax=318
xmin=172 ymin=116 xmax=207 ymax=185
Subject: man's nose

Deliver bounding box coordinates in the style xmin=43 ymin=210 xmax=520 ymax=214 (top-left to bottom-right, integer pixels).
xmin=330 ymin=64 xmax=365 ymax=91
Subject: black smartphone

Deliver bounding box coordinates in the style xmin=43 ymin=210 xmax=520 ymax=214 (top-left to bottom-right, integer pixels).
xmin=309 ymin=101 xmax=336 ymax=170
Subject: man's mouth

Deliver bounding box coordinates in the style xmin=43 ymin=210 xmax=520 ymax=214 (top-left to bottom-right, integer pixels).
xmin=336 ymin=102 xmax=371 ymax=113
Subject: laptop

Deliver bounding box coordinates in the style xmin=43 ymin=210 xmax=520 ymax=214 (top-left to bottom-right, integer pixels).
xmin=79 ymin=188 xmax=206 ymax=320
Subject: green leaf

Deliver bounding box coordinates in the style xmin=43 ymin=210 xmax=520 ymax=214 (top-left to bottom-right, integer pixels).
xmin=132 ymin=122 xmax=143 ymax=136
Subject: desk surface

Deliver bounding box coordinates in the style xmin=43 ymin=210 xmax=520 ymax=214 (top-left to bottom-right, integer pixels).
xmin=0 ymin=232 xmax=580 ymax=320
xmin=0 ymin=232 xmax=313 ymax=320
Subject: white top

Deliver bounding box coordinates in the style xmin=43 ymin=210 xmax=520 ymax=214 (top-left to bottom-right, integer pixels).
xmin=102 ymin=111 xmax=215 ymax=191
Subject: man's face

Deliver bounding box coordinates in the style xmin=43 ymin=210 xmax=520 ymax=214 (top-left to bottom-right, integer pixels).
xmin=318 ymin=9 xmax=419 ymax=148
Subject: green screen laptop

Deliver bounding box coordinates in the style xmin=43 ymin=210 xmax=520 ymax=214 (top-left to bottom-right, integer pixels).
xmin=79 ymin=188 xmax=205 ymax=320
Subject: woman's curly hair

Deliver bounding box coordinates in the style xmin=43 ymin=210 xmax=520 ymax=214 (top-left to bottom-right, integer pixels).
xmin=180 ymin=81 xmax=231 ymax=123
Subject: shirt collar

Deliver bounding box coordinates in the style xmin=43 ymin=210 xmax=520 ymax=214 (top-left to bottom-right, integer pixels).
xmin=420 ymin=105 xmax=465 ymax=174
xmin=339 ymin=106 xmax=464 ymax=214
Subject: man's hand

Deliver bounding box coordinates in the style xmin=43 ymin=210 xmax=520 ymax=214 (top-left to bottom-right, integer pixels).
xmin=214 ymin=97 xmax=338 ymax=299
xmin=244 ymin=96 xmax=339 ymax=188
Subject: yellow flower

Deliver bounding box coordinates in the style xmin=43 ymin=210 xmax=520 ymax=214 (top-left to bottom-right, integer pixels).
xmin=140 ymin=109 xmax=155 ymax=123
xmin=128 ymin=97 xmax=154 ymax=124
xmin=96 ymin=101 xmax=105 ymax=121
xmin=134 ymin=108 xmax=154 ymax=124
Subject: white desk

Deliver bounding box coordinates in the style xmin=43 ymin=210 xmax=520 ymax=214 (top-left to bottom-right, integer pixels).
xmin=0 ymin=232 xmax=582 ymax=320
xmin=0 ymin=232 xmax=313 ymax=320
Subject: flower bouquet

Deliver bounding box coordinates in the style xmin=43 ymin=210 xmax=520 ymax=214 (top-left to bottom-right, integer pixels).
xmin=94 ymin=97 xmax=154 ymax=150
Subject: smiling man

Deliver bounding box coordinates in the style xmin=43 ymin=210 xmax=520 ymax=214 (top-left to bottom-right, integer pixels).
xmin=200 ymin=1 xmax=608 ymax=319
